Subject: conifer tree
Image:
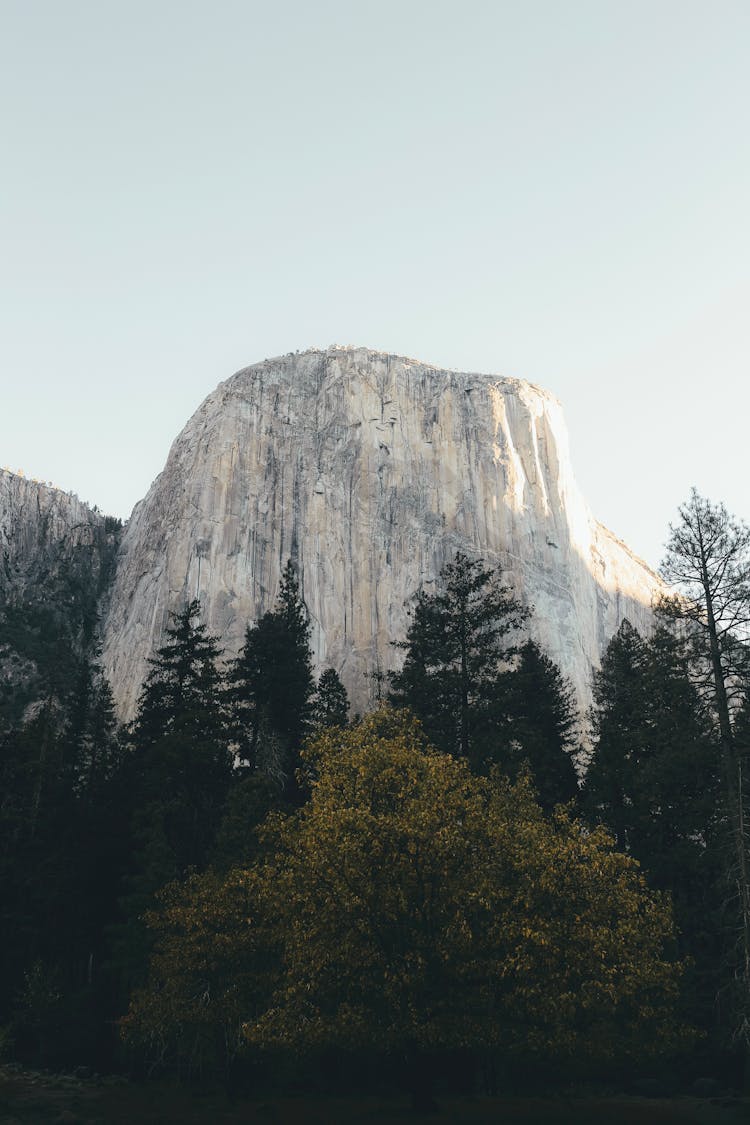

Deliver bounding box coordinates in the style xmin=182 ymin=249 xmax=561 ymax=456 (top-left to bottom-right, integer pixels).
xmin=584 ymin=621 xmax=719 ymax=864
xmin=583 ymin=619 xmax=648 ymax=852
xmin=506 ymin=639 xmax=579 ymax=810
xmin=115 ymin=600 xmax=232 ymax=995
xmin=113 ymin=603 xmax=231 ymax=995
xmin=312 ymin=667 xmax=349 ymax=730
xmin=64 ymin=658 xmax=123 ymax=798
xmin=0 ymin=704 xmax=66 ymax=1021
xmin=133 ymin=600 xmax=226 ymax=746
xmin=583 ymin=619 xmax=723 ymax=1038
xmin=229 ymin=561 xmax=315 ymax=798
xmin=389 ymin=552 xmax=529 ymax=770
xmin=0 ymin=662 xmax=130 ymax=1067
xmin=734 ymin=693 xmax=750 ymax=813
xmin=657 ymin=491 xmax=750 ymax=1072
xmin=129 ymin=599 xmax=231 ymax=882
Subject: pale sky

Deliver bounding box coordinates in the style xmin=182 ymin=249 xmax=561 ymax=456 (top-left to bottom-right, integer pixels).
xmin=1 ymin=0 xmax=748 ymax=572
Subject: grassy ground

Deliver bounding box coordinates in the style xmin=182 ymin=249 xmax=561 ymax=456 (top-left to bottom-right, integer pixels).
xmin=0 ymin=1067 xmax=748 ymax=1125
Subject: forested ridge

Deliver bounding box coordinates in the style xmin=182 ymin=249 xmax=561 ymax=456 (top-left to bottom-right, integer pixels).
xmin=1 ymin=492 xmax=750 ymax=1109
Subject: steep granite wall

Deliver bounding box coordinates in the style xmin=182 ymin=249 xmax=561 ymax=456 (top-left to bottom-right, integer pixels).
xmin=0 ymin=470 xmax=120 ymax=725
xmin=101 ymin=347 xmax=662 ymax=722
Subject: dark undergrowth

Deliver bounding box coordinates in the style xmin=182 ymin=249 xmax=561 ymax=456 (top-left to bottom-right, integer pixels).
xmin=0 ymin=1066 xmax=748 ymax=1125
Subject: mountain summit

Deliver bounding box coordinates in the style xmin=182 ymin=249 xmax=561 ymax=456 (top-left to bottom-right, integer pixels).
xmin=100 ymin=347 xmax=661 ymax=719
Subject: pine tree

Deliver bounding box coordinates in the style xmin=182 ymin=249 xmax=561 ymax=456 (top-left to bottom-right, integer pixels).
xmin=129 ymin=599 xmax=231 ymax=881
xmin=583 ymin=619 xmax=723 ymax=1039
xmin=133 ymin=600 xmax=226 ymax=746
xmin=389 ymin=552 xmax=530 ymax=770
xmin=636 ymin=627 xmax=721 ymax=894
xmin=658 ymin=491 xmax=750 ymax=1073
xmin=583 ymin=620 xmax=719 ymax=867
xmin=115 ymin=601 xmax=232 ymax=991
xmin=312 ymin=667 xmax=349 ymax=730
xmin=0 ymin=704 xmax=66 ymax=1022
xmin=0 ymin=662 xmax=130 ymax=1068
xmin=506 ymin=639 xmax=579 ymax=810
xmin=734 ymin=693 xmax=750 ymax=818
xmin=229 ymin=561 xmax=315 ymax=798
xmin=64 ymin=658 xmax=123 ymax=798
xmin=583 ymin=619 xmax=648 ymax=852
xmin=113 ymin=607 xmax=231 ymax=994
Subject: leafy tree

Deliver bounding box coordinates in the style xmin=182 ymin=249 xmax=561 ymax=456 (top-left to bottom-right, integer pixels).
xmin=121 ymin=869 xmax=271 ymax=1080
xmin=249 ymin=710 xmax=685 ymax=1104
xmin=658 ymin=491 xmax=750 ymax=1063
xmin=230 ymin=560 xmax=315 ymax=798
xmin=124 ymin=709 xmax=687 ymax=1104
xmin=505 ymin=639 xmax=579 ymax=810
xmin=389 ymin=553 xmax=530 ymax=770
xmin=311 ymin=667 xmax=349 ymax=730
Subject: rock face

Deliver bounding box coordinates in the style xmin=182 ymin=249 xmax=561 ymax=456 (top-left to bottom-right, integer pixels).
xmin=101 ymin=346 xmax=662 ymax=723
xmin=0 ymin=469 xmax=120 ymax=725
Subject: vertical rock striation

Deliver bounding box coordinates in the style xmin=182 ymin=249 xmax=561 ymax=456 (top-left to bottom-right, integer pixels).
xmin=102 ymin=347 xmax=662 ymax=722
xmin=0 ymin=470 xmax=119 ymax=725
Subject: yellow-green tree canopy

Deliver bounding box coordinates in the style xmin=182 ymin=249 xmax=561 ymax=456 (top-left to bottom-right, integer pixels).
xmin=247 ymin=709 xmax=686 ymax=1062
xmin=123 ymin=709 xmax=689 ymax=1074
xmin=121 ymin=868 xmax=275 ymax=1076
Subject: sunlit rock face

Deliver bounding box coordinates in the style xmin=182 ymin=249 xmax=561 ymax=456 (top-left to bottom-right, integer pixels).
xmin=102 ymin=347 xmax=662 ymax=722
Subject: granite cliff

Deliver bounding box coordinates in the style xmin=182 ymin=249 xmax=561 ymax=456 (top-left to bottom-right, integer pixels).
xmin=100 ymin=347 xmax=662 ymax=721
xmin=0 ymin=469 xmax=120 ymax=726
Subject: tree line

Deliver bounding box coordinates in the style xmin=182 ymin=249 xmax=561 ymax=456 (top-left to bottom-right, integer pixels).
xmin=1 ymin=490 xmax=749 ymax=1098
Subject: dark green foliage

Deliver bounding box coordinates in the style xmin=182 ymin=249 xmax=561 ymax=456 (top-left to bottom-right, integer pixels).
xmin=312 ymin=667 xmax=350 ymax=730
xmin=132 ymin=600 xmax=226 ymax=747
xmin=4 ymin=527 xmax=748 ymax=1088
xmin=64 ymin=659 xmax=124 ymax=796
xmin=0 ymin=660 xmax=130 ymax=1068
xmin=657 ymin=491 xmax=750 ymax=1074
xmin=582 ymin=620 xmax=649 ymax=852
xmin=116 ymin=602 xmax=232 ymax=989
xmin=584 ymin=621 xmax=719 ymax=873
xmin=229 ymin=560 xmax=315 ymax=799
xmin=211 ymin=768 xmax=286 ymax=871
xmin=734 ymin=693 xmax=750 ymax=808
xmin=505 ymin=639 xmax=580 ymax=810
xmin=582 ymin=619 xmax=723 ymax=1036
xmin=389 ymin=552 xmax=530 ymax=771
xmin=0 ymin=518 xmax=121 ymax=730
xmin=128 ymin=600 xmax=232 ymax=884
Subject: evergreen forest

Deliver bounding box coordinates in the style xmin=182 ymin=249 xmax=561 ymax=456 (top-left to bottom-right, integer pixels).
xmin=2 ymin=492 xmax=750 ymax=1116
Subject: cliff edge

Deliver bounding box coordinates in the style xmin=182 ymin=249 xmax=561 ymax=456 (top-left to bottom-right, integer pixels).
xmin=101 ymin=347 xmax=662 ymax=720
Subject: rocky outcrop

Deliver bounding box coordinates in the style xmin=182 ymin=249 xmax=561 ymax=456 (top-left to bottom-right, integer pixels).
xmin=101 ymin=346 xmax=663 ymax=722
xmin=0 ymin=470 xmax=120 ymax=725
